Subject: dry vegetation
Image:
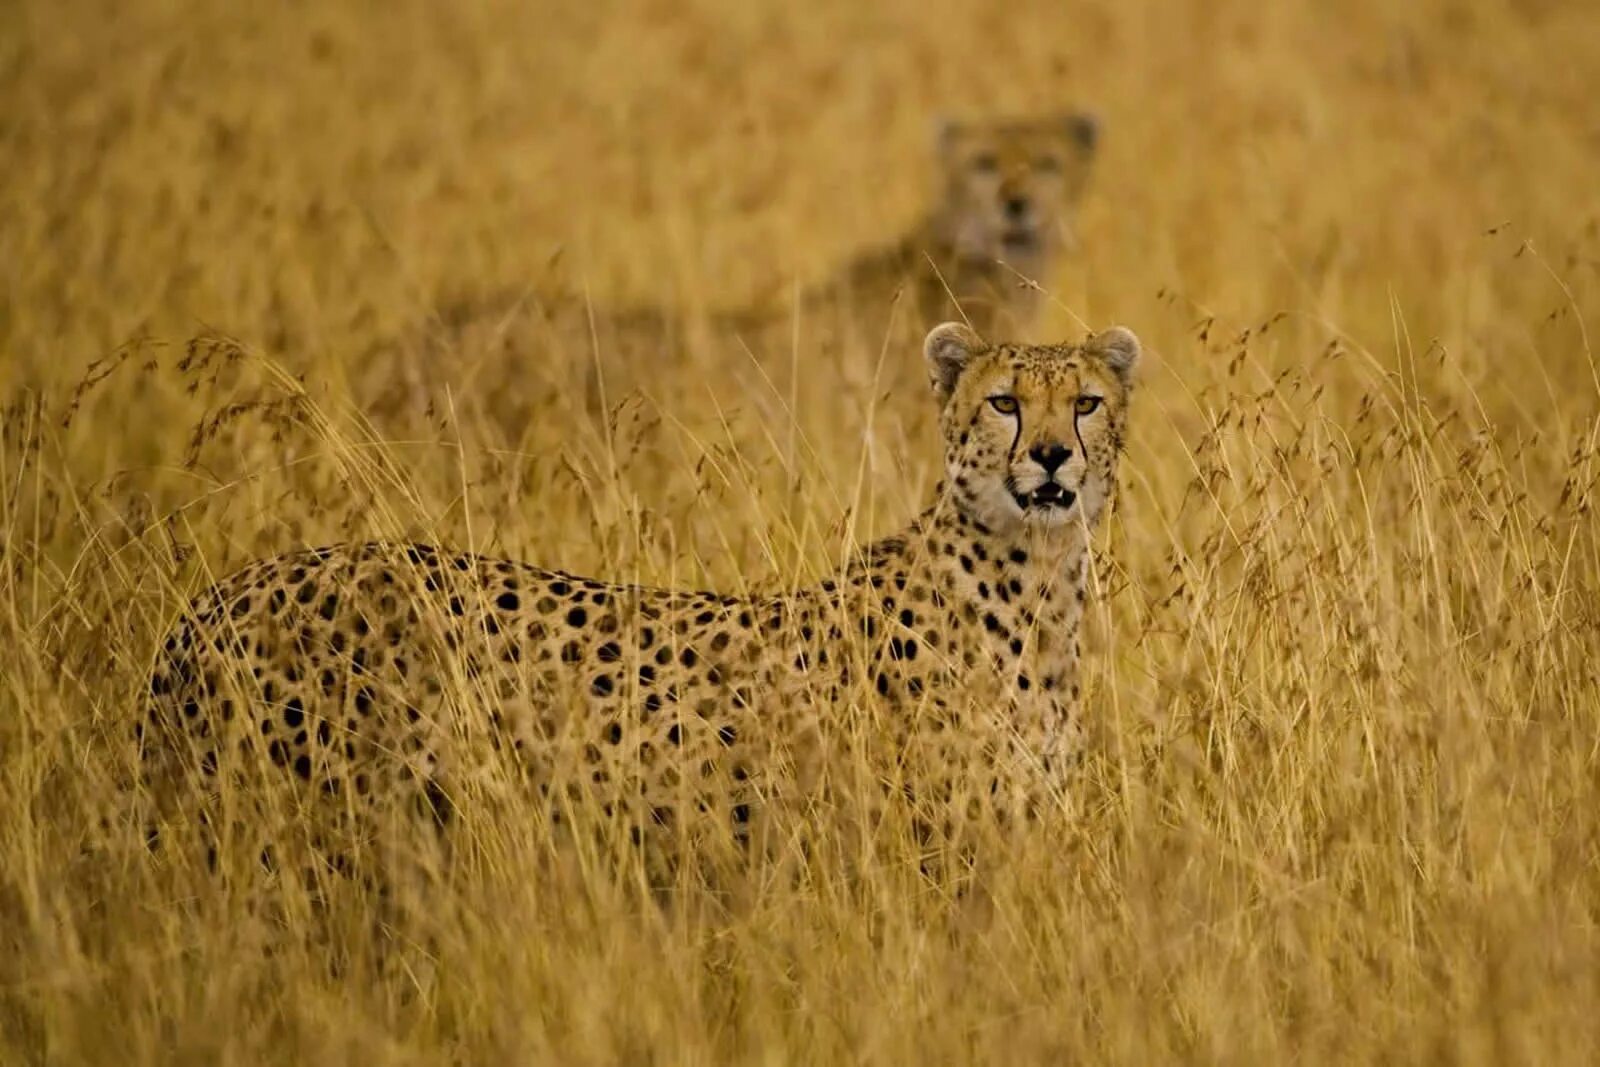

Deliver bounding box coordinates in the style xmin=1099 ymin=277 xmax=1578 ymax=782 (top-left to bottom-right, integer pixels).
xmin=4 ymin=0 xmax=1600 ymax=1062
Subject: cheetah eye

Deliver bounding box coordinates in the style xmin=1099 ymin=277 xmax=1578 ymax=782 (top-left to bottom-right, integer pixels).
xmin=988 ymin=395 xmax=1020 ymax=415
xmin=1074 ymin=396 xmax=1102 ymax=416
xmin=969 ymin=152 xmax=999 ymax=174
xmin=1035 ymin=153 xmax=1062 ymax=173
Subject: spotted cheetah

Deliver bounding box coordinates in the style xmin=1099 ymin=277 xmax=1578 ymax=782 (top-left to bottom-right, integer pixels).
xmin=368 ymin=112 xmax=1098 ymax=432
xmin=141 ymin=322 xmax=1139 ymax=884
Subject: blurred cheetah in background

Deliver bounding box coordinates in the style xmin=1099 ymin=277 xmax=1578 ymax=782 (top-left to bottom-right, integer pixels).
xmin=372 ymin=112 xmax=1099 ymax=431
xmin=793 ymin=110 xmax=1100 ymax=341
xmin=143 ymin=322 xmax=1139 ymax=884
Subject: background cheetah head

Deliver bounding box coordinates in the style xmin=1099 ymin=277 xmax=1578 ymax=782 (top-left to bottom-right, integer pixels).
xmin=933 ymin=112 xmax=1099 ymax=267
xmin=925 ymin=321 xmax=1138 ymax=535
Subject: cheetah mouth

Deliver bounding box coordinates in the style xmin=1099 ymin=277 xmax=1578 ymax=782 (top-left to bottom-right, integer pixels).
xmin=1000 ymin=228 xmax=1042 ymax=253
xmin=1013 ymin=484 xmax=1076 ymax=511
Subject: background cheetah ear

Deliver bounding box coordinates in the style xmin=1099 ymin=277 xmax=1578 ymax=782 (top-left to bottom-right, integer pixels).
xmin=925 ymin=322 xmax=986 ymax=404
xmin=934 ymin=115 xmax=964 ymax=158
xmin=1086 ymin=326 xmax=1140 ymax=385
xmin=1061 ymin=110 xmax=1099 ymax=155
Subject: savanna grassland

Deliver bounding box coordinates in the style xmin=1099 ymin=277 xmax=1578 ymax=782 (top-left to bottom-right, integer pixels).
xmin=4 ymin=0 xmax=1600 ymax=1062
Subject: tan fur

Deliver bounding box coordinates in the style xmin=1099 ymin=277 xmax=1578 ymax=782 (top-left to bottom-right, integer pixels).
xmin=140 ymin=324 xmax=1138 ymax=883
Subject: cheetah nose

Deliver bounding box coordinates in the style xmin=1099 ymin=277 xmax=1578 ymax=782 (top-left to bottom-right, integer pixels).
xmin=1004 ymin=195 xmax=1031 ymax=220
xmin=1029 ymin=443 xmax=1070 ymax=474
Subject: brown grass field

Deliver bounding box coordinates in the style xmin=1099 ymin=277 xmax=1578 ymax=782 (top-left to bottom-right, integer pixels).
xmin=4 ymin=0 xmax=1600 ymax=1062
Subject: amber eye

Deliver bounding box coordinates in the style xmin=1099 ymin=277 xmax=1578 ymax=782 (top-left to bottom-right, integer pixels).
xmin=988 ymin=395 xmax=1020 ymax=415
xmin=1035 ymin=153 xmax=1062 ymax=173
xmin=1074 ymin=396 xmax=1102 ymax=416
xmin=969 ymin=152 xmax=999 ymax=174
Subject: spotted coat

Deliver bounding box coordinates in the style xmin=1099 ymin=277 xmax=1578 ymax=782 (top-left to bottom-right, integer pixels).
xmin=140 ymin=323 xmax=1140 ymax=880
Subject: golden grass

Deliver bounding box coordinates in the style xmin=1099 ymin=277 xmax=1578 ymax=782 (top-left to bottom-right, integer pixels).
xmin=4 ymin=0 xmax=1600 ymax=1061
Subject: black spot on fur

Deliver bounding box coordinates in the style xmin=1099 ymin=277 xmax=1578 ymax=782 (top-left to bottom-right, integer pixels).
xmin=423 ymin=779 xmax=453 ymax=827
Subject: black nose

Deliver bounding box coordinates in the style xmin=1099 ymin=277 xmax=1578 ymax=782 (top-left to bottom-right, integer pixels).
xmin=1029 ymin=443 xmax=1070 ymax=473
xmin=1004 ymin=195 xmax=1030 ymax=220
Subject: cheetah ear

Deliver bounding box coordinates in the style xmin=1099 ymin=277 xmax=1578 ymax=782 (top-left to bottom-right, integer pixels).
xmin=1061 ymin=110 xmax=1100 ymax=155
xmin=934 ymin=115 xmax=964 ymax=157
xmin=1086 ymin=326 xmax=1140 ymax=385
xmin=925 ymin=322 xmax=986 ymax=404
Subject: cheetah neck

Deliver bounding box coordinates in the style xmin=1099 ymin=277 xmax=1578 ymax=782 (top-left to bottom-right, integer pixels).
xmin=912 ymin=218 xmax=1053 ymax=337
xmin=865 ymin=491 xmax=1091 ymax=751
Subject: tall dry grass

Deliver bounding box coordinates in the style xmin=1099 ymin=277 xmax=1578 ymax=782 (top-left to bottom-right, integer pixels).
xmin=3 ymin=0 xmax=1599 ymax=1061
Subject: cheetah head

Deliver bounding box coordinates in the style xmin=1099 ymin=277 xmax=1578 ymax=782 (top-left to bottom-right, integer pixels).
xmin=933 ymin=112 xmax=1099 ymax=267
xmin=926 ymin=321 xmax=1139 ymax=535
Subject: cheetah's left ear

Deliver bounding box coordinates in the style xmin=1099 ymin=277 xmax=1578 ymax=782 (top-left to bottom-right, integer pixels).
xmin=925 ymin=322 xmax=986 ymax=405
xmin=1087 ymin=326 xmax=1140 ymax=386
xmin=1061 ymin=111 xmax=1100 ymax=155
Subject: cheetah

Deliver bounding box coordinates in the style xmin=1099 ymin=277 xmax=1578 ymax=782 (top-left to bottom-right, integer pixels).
xmin=786 ymin=110 xmax=1100 ymax=342
xmin=367 ymin=112 xmax=1098 ymax=433
xmin=141 ymin=322 xmax=1139 ymax=886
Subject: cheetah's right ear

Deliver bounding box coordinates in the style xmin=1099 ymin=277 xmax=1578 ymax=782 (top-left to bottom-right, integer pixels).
xmin=925 ymin=322 xmax=986 ymax=404
xmin=933 ymin=115 xmax=964 ymax=157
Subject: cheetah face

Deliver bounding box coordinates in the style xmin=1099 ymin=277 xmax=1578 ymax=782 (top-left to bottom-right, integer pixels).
xmin=925 ymin=322 xmax=1138 ymax=534
xmin=934 ymin=112 xmax=1099 ymax=265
